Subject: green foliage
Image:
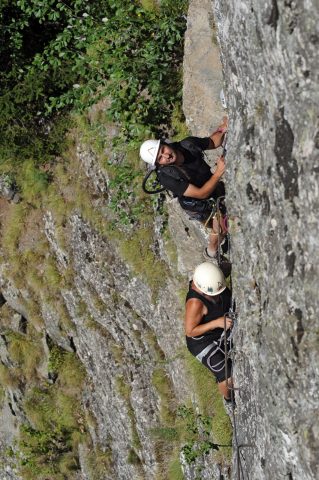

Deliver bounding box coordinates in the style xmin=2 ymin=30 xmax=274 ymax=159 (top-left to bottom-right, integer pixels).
xmin=150 ymin=356 xmax=232 ymax=472
xmin=1 ymin=0 xmax=188 ymax=167
xmin=140 ymin=0 xmax=159 ymax=11
xmin=47 ymin=343 xmax=86 ymax=392
xmin=19 ymin=423 xmax=77 ymax=479
xmin=48 ymin=345 xmax=66 ymax=375
xmin=107 ymin=161 xmax=146 ymax=226
xmin=116 ymin=376 xmax=131 ymax=401
xmin=171 ymin=104 xmax=190 ymax=141
xmin=145 ymin=330 xmax=166 ymax=362
xmin=24 ymin=387 xmax=74 ymax=432
xmin=184 ymin=350 xmax=232 ymax=459
xmin=58 ymin=352 xmax=86 ymax=393
xmin=176 ymin=405 xmax=222 ymax=464
xmin=1 ymin=203 xmax=28 ymax=256
xmin=58 ymin=452 xmax=79 ymax=475
xmin=16 ymin=160 xmax=49 ymax=205
xmin=150 ymin=426 xmax=179 ymax=441
xmin=43 ymin=258 xmax=62 ymax=288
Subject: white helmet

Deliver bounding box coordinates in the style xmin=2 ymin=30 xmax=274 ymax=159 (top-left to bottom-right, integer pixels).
xmin=140 ymin=139 xmax=161 ymax=166
xmin=193 ymin=262 xmax=226 ymax=296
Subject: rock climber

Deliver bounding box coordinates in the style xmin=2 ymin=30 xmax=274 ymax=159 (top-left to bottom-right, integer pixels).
xmin=139 ymin=118 xmax=228 ymax=261
xmin=184 ymin=262 xmax=234 ymax=406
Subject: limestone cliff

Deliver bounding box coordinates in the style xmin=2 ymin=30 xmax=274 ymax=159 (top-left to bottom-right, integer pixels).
xmin=213 ymin=0 xmax=319 ymax=478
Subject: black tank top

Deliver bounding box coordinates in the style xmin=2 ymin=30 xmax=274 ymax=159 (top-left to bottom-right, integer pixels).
xmin=185 ymin=284 xmax=232 ymax=355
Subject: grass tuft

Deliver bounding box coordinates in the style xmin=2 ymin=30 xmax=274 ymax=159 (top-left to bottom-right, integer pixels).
xmin=171 ymin=104 xmax=190 ymax=141
xmin=119 ymin=226 xmax=168 ymax=295
xmin=18 ymin=346 xmax=87 ymax=479
xmin=152 ymin=368 xmax=175 ymax=423
xmin=86 ymin=446 xmax=113 ymax=479
xmin=0 ymin=363 xmax=20 ymax=388
xmin=16 ymin=160 xmax=49 ymax=206
xmin=167 ymin=452 xmax=185 ymax=480
xmin=7 ymin=331 xmax=44 ymax=382
xmin=184 ymin=349 xmax=232 ymax=460
xmin=1 ymin=203 xmax=28 ymax=257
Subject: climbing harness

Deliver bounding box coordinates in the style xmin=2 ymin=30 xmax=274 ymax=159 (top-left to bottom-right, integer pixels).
xmin=142 ymin=164 xmax=219 ymax=224
xmin=197 ymin=329 xmax=233 ymax=375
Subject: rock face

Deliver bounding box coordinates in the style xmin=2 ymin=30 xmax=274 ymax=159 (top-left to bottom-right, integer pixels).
xmin=212 ymin=0 xmax=319 ymax=479
xmin=0 ymin=175 xmax=20 ymax=203
xmin=1 ymin=1 xmax=317 ymax=479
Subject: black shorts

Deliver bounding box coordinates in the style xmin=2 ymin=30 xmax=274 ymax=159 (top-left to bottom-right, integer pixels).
xmin=193 ymin=337 xmax=232 ymax=383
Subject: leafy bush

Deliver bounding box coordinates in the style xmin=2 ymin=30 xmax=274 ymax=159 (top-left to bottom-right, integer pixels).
xmin=0 ymin=0 xmax=188 ymax=167
xmin=177 ymin=405 xmax=223 ymax=464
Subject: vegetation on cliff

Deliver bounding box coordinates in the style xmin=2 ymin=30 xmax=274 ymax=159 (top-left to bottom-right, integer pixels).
xmin=0 ymin=0 xmax=187 ymax=170
xmin=0 ymin=1 xmax=232 ymax=478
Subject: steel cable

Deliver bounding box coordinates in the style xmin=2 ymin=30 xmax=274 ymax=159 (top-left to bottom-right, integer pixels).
xmin=217 ymin=201 xmax=255 ymax=480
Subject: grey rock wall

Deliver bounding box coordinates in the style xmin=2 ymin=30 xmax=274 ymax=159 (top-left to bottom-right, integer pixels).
xmin=212 ymin=0 xmax=319 ymax=479
xmin=0 ymin=179 xmax=189 ymax=479
xmin=0 ymin=175 xmax=20 ymax=204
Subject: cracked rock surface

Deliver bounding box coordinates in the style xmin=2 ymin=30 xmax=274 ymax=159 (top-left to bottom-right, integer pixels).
xmin=213 ymin=0 xmax=319 ymax=478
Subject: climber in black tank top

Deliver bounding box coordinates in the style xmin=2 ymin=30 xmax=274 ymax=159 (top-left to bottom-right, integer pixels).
xmin=186 ymin=284 xmax=232 ymax=355
xmin=184 ymin=262 xmax=234 ymax=401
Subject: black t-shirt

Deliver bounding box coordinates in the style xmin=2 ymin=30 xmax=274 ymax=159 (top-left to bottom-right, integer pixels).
xmin=157 ymin=136 xmax=212 ymax=197
xmin=185 ymin=286 xmax=232 ymax=356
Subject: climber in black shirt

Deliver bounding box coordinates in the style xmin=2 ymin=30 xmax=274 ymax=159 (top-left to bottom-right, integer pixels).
xmin=140 ymin=118 xmax=228 ymax=261
xmin=185 ymin=262 xmax=233 ymax=402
